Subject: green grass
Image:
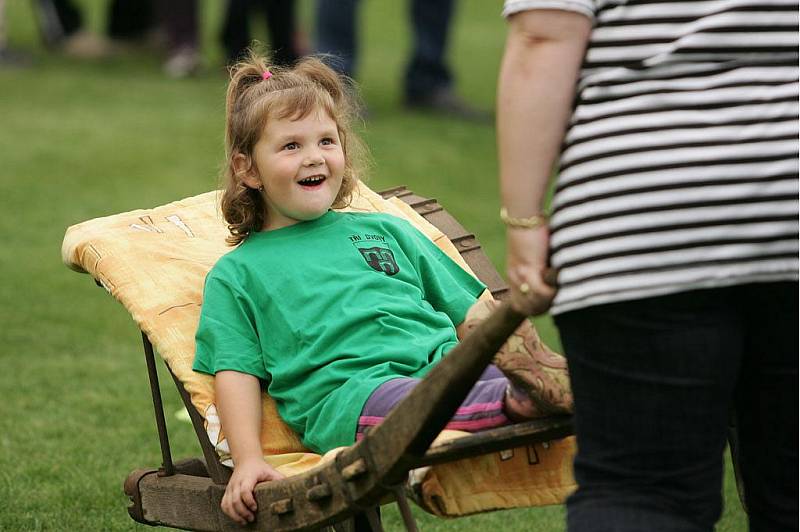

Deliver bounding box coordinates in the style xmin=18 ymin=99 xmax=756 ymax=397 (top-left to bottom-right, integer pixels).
xmin=0 ymin=1 xmax=747 ymax=530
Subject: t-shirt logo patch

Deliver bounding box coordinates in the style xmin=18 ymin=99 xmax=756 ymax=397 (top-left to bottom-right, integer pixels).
xmin=358 ymin=247 xmax=399 ymax=276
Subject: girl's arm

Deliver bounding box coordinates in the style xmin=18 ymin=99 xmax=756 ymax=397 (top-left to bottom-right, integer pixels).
xmin=215 ymin=370 xmax=285 ymax=525
xmin=497 ymin=9 xmax=592 ymax=315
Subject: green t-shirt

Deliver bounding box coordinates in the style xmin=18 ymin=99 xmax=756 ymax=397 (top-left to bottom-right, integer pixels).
xmin=193 ymin=211 xmax=486 ymax=453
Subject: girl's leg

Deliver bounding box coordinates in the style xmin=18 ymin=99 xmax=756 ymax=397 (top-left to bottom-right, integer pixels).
xmin=356 ymin=367 xmax=515 ymax=440
xmin=462 ymin=299 xmax=573 ymax=414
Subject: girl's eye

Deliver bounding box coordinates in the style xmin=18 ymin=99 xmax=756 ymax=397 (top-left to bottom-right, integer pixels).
xmin=320 ymin=138 xmax=335 ymax=146
xmin=284 ymin=142 xmax=299 ymax=150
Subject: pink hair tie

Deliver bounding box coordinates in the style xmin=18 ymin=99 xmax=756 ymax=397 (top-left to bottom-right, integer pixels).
xmin=261 ymin=70 xmax=272 ymax=81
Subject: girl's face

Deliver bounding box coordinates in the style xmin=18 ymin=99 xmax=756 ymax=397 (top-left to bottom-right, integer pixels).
xmin=242 ymin=109 xmax=345 ymax=231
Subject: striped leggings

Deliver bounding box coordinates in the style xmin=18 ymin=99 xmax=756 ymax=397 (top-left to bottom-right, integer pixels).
xmin=356 ymin=365 xmax=510 ymax=440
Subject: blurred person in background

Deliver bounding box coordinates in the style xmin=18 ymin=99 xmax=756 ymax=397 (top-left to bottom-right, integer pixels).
xmin=160 ymin=0 xmax=200 ymax=78
xmin=33 ymin=0 xmax=201 ymax=78
xmin=0 ymin=0 xmax=31 ymax=66
xmin=315 ymin=0 xmax=488 ymax=121
xmin=221 ymin=0 xmax=302 ymax=67
xmin=497 ymin=1 xmax=798 ymax=531
xmin=34 ymin=0 xmax=155 ymax=59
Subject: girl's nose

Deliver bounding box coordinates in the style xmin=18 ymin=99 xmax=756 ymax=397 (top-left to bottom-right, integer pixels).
xmin=304 ymin=151 xmax=324 ymax=166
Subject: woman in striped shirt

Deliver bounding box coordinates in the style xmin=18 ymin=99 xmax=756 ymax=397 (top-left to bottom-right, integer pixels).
xmin=497 ymin=1 xmax=798 ymax=530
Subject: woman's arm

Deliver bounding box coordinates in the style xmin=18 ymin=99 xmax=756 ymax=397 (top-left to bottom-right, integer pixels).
xmin=497 ymin=9 xmax=592 ymax=315
xmin=215 ymin=370 xmax=285 ymax=525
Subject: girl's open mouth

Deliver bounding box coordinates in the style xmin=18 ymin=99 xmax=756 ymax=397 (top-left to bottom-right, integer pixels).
xmin=298 ymin=176 xmax=326 ymax=188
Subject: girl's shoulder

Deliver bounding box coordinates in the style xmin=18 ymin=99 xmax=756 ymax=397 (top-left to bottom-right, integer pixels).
xmin=205 ymin=246 xmax=246 ymax=281
xmin=206 ymin=236 xmax=267 ymax=278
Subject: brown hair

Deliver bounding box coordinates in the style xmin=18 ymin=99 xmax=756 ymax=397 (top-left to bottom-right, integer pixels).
xmin=220 ymin=50 xmax=368 ymax=245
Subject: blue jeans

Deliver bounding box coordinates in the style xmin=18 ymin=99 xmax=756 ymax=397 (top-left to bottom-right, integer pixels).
xmin=314 ymin=0 xmax=454 ymax=98
xmin=556 ymin=282 xmax=798 ymax=532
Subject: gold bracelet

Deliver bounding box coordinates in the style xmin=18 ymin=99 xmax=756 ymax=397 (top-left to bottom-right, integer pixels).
xmin=499 ymin=207 xmax=548 ymax=229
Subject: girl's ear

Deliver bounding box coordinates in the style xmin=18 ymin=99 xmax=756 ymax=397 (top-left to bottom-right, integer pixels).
xmin=232 ymin=153 xmax=261 ymax=189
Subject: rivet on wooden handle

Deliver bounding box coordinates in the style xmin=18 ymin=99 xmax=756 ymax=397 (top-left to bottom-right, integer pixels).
xmin=270 ymin=498 xmax=293 ymax=515
xmin=341 ymin=458 xmax=367 ymax=481
xmin=306 ymin=483 xmax=332 ymax=501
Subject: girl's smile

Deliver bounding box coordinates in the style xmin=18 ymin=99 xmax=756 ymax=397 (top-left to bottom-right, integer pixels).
xmin=297 ymin=175 xmax=327 ymax=187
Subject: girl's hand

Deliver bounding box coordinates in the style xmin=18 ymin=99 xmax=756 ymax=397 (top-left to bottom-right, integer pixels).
xmin=506 ymin=226 xmax=557 ymax=316
xmin=221 ymin=458 xmax=285 ymax=525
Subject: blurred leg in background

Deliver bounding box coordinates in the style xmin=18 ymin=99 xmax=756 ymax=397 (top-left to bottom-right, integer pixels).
xmin=34 ymin=0 xmax=82 ymax=48
xmin=403 ymin=0 xmax=452 ymax=105
xmin=262 ymin=0 xmax=300 ymax=66
xmin=0 ymin=0 xmax=29 ymax=65
xmin=159 ymin=0 xmax=201 ymax=78
xmin=221 ymin=0 xmax=300 ymax=67
xmin=315 ymin=0 xmax=487 ymax=121
xmin=314 ymin=0 xmax=358 ymax=77
xmin=107 ymin=0 xmax=154 ymax=44
xmin=34 ymin=0 xmax=155 ymax=59
xmin=403 ymin=0 xmax=487 ymax=120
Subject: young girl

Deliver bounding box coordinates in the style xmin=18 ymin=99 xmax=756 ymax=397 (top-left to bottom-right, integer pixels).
xmin=193 ymin=52 xmax=572 ymax=525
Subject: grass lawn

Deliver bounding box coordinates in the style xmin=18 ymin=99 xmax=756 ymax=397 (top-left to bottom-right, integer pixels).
xmin=0 ymin=1 xmax=747 ymax=530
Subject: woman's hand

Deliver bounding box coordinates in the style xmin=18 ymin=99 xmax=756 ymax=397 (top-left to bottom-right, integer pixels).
xmin=221 ymin=457 xmax=285 ymax=525
xmin=506 ymin=225 xmax=557 ymax=316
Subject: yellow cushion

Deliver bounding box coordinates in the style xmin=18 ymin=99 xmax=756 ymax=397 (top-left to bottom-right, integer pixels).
xmin=408 ymin=432 xmax=576 ymax=516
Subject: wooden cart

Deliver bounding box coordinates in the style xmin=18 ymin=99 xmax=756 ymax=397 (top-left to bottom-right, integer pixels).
xmin=62 ymin=185 xmax=575 ymax=531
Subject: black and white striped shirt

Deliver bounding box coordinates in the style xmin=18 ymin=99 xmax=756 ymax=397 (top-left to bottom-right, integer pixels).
xmin=504 ymin=0 xmax=799 ymax=314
